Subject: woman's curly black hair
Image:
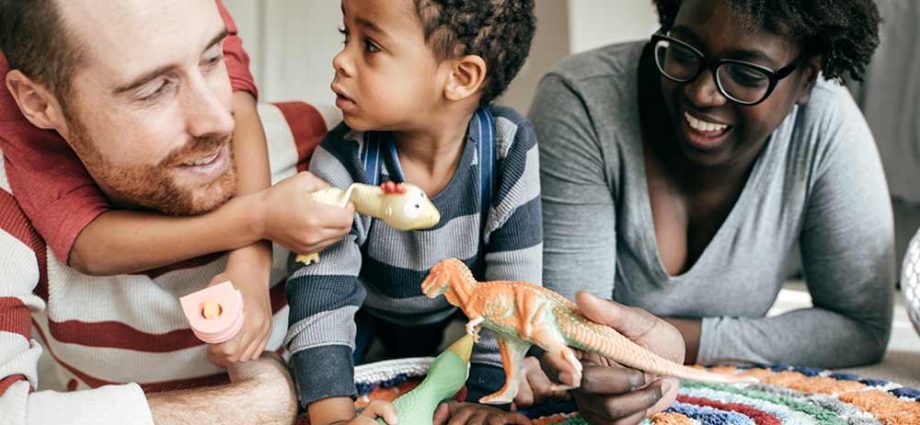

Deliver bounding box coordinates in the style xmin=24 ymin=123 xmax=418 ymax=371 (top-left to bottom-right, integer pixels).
xmin=414 ymin=0 xmax=536 ymax=106
xmin=653 ymin=0 xmax=881 ymax=82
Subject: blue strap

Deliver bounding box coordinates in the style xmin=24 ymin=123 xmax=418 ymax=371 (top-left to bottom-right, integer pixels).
xmin=360 ymin=107 xmax=494 ymax=255
xmin=360 ymin=132 xmax=404 ymax=185
xmin=476 ymin=108 xmax=496 ymax=274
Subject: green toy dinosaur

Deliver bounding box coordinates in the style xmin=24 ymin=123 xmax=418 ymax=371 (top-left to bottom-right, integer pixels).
xmin=378 ymin=334 xmax=473 ymax=425
xmin=297 ymin=181 xmax=440 ymax=264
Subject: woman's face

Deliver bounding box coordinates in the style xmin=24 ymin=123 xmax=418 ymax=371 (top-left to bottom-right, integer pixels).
xmin=658 ymin=0 xmax=819 ymax=168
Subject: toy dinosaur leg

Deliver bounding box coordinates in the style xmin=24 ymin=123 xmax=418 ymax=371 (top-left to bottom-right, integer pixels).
xmin=479 ymin=336 xmax=531 ymax=405
xmin=530 ymin=329 xmax=582 ymax=391
xmin=466 ymin=316 xmax=484 ymax=343
xmin=295 ymin=252 xmax=320 ymax=265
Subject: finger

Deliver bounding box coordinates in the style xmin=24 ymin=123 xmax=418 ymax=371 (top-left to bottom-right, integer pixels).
xmin=464 ymin=412 xmax=487 ymax=425
xmin=514 ymin=378 xmax=535 ymax=407
xmin=575 ymin=292 xmax=657 ymax=340
xmin=505 ymin=412 xmax=532 ymax=425
xmin=579 ymin=365 xmax=646 ymax=394
xmin=486 ymin=413 xmax=504 ymax=425
xmin=541 ymin=350 xmax=581 ymax=387
xmin=433 ymin=403 xmax=452 ymax=425
xmin=363 ymin=401 xmax=398 ymax=425
xmin=310 ymin=203 xmax=357 ymax=228
xmin=447 ymin=406 xmax=476 ymax=425
xmin=575 ymin=381 xmax=663 ymax=422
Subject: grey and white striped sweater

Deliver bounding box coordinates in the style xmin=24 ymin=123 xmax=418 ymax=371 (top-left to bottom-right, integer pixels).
xmin=285 ymin=106 xmax=542 ymax=406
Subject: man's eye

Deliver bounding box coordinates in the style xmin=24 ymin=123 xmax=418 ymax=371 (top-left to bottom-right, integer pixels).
xmin=139 ymin=80 xmax=172 ymax=102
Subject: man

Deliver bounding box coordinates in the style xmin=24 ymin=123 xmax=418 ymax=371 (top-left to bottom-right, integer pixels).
xmin=0 ymin=1 xmax=346 ymax=423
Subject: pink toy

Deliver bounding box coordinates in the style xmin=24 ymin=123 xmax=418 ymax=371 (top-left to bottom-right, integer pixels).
xmin=179 ymin=281 xmax=244 ymax=344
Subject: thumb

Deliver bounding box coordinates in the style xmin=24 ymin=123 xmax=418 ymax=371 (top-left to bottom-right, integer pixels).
xmin=575 ymin=291 xmax=657 ymax=340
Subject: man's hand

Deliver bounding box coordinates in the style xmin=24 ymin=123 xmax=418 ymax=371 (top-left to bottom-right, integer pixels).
xmin=433 ymin=401 xmax=530 ymax=425
xmin=148 ymin=353 xmax=297 ymax=425
xmin=206 ymin=265 xmax=273 ymax=367
xmin=533 ymin=292 xmax=683 ymax=425
xmin=257 ymin=171 xmax=355 ymax=254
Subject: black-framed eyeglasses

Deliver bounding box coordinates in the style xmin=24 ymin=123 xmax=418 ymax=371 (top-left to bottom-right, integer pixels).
xmin=651 ymin=33 xmax=804 ymax=106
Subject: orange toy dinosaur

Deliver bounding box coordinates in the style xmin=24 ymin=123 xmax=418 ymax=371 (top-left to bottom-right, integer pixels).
xmin=421 ymin=258 xmax=754 ymax=405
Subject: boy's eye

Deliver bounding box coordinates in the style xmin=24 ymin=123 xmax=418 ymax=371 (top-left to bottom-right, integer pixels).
xmin=338 ymin=26 xmax=349 ymax=42
xmin=365 ymin=39 xmax=381 ymax=53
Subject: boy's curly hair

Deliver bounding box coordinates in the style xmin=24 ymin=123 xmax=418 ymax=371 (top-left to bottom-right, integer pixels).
xmin=414 ymin=0 xmax=536 ymax=106
xmin=652 ymin=0 xmax=881 ymax=82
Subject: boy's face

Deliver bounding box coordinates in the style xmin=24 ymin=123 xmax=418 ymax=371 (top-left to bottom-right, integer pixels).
xmin=332 ymin=0 xmax=447 ymax=131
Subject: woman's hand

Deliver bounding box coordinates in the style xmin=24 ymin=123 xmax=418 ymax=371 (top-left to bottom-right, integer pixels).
xmin=538 ymin=292 xmax=684 ymax=425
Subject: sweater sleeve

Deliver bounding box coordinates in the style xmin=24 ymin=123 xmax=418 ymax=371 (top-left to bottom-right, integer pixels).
xmin=285 ymin=126 xmax=367 ymax=407
xmin=0 ymin=227 xmax=152 ymax=425
xmin=530 ymin=74 xmax=617 ymax=302
xmin=697 ymin=86 xmax=894 ymax=368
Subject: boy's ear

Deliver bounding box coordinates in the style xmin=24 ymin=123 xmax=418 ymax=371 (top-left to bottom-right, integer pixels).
xmin=444 ymin=55 xmax=487 ymax=102
xmin=795 ymin=54 xmax=823 ymax=106
xmin=5 ymin=70 xmax=70 ymax=134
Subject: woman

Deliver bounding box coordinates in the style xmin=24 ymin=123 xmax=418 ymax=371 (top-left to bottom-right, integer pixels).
xmin=526 ymin=0 xmax=894 ymax=423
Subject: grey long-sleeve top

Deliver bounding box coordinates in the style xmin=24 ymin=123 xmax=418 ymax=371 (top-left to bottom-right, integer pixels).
xmin=531 ymin=41 xmax=895 ymax=368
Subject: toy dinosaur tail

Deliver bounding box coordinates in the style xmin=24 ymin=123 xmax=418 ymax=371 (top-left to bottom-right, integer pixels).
xmin=561 ymin=316 xmax=755 ymax=384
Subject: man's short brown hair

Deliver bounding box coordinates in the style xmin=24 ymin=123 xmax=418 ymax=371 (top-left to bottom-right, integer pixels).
xmin=0 ymin=0 xmax=84 ymax=98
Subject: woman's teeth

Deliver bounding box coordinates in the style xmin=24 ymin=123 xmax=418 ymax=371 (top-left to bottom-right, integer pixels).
xmin=685 ymin=112 xmax=728 ymax=133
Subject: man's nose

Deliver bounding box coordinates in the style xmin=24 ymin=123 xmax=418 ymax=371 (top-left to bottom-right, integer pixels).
xmin=184 ymin=76 xmax=234 ymax=139
xmin=684 ymin=70 xmax=728 ymax=108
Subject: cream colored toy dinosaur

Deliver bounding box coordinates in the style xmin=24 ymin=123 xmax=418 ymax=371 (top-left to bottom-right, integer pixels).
xmin=296 ymin=182 xmax=440 ymax=264
xmin=421 ymin=259 xmax=754 ymax=405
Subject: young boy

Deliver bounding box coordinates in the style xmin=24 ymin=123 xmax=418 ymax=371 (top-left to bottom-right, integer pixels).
xmin=0 ymin=0 xmax=354 ymax=367
xmin=285 ymin=0 xmax=539 ymax=424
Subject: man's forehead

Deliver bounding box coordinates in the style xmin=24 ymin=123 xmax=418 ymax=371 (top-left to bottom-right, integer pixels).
xmin=58 ymin=0 xmax=224 ymax=75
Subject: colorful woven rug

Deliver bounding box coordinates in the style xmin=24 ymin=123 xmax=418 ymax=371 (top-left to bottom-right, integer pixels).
xmin=353 ymin=360 xmax=920 ymax=425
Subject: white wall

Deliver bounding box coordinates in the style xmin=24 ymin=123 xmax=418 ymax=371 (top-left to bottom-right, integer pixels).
xmin=568 ymin=0 xmax=660 ymax=53
xmin=221 ymin=0 xmax=659 ymax=110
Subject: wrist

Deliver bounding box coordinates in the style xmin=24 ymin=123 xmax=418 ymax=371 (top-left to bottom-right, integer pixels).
xmin=236 ymin=191 xmax=269 ymax=243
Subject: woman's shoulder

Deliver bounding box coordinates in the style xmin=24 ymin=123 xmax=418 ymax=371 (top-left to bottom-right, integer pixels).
xmin=788 ymin=78 xmax=875 ymax=169
xmin=548 ymin=40 xmax=647 ymax=85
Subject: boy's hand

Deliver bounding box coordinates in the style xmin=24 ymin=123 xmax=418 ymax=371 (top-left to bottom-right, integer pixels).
xmin=342 ymin=401 xmax=399 ymax=425
xmin=433 ymin=401 xmax=530 ymax=425
xmin=206 ymin=267 xmax=273 ymax=367
xmin=257 ymin=171 xmax=356 ymax=254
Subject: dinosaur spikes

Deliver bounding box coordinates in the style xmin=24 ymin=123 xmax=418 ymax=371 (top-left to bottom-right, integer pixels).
xmin=380 ymin=181 xmax=407 ymax=194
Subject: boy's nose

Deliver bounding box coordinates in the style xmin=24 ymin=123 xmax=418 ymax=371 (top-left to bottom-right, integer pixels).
xmin=332 ymin=49 xmax=353 ymax=77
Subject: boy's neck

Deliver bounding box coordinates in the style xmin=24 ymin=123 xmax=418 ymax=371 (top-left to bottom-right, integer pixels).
xmin=393 ymin=106 xmax=478 ymax=197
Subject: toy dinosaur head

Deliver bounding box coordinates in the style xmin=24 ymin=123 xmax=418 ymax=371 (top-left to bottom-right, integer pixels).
xmin=380 ymin=183 xmax=441 ymax=231
xmin=421 ymin=258 xmax=475 ymax=306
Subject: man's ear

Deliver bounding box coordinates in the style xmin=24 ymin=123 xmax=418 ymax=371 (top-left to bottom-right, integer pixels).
xmin=443 ymin=55 xmax=487 ymax=102
xmin=795 ymin=54 xmax=823 ymax=106
xmin=5 ymin=70 xmax=69 ymax=133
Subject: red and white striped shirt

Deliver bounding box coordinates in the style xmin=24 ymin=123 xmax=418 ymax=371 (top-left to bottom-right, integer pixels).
xmin=0 ymin=100 xmax=335 ymax=425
